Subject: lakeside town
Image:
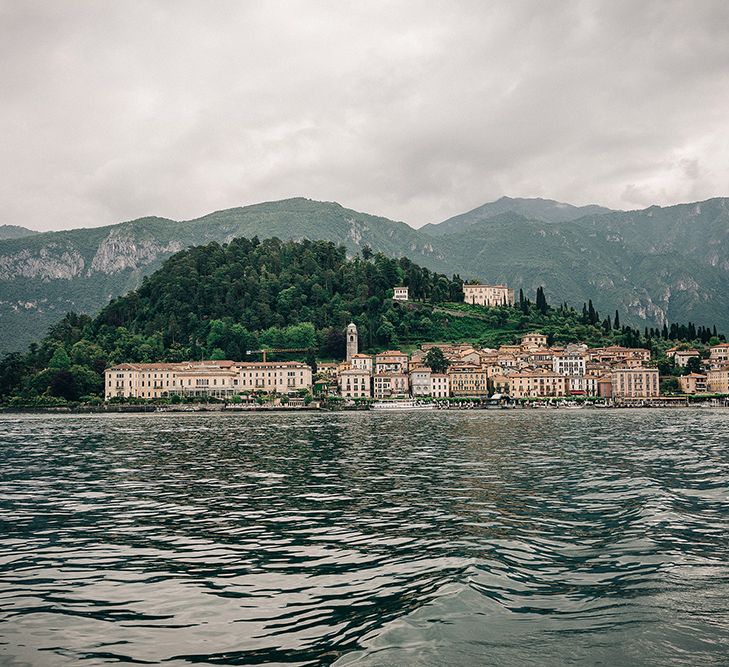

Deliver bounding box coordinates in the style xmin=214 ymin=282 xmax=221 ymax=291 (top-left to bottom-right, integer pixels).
xmin=103 ymin=284 xmax=729 ymax=409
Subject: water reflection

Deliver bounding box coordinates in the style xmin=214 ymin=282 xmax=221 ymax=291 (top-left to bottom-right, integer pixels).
xmin=0 ymin=410 xmax=728 ymax=665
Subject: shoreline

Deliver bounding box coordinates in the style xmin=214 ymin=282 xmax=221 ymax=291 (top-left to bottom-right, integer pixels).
xmin=2 ymin=400 xmax=727 ymax=415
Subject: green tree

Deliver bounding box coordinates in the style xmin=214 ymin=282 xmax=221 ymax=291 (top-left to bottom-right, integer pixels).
xmin=48 ymin=346 xmax=71 ymax=370
xmin=424 ymin=347 xmax=450 ymax=374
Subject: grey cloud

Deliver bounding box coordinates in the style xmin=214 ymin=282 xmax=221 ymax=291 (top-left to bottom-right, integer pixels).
xmin=1 ymin=0 xmax=728 ymax=231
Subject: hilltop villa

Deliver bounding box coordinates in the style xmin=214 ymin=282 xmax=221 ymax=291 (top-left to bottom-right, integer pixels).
xmin=462 ymin=283 xmax=515 ymax=307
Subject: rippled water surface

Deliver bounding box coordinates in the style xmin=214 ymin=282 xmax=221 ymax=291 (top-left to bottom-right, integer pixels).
xmin=1 ymin=410 xmax=728 ymax=666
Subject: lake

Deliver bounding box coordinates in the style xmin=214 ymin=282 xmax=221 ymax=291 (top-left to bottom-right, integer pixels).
xmin=1 ymin=410 xmax=728 ymax=666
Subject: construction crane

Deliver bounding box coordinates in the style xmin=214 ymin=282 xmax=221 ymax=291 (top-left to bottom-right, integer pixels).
xmin=246 ymin=347 xmax=314 ymax=363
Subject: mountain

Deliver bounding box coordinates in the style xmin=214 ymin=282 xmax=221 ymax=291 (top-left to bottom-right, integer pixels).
xmin=0 ymin=198 xmax=446 ymax=355
xmin=436 ymin=201 xmax=729 ymax=334
xmin=421 ymin=196 xmax=614 ymax=236
xmin=0 ymin=224 xmax=38 ymax=240
xmin=1 ymin=195 xmax=728 ymax=356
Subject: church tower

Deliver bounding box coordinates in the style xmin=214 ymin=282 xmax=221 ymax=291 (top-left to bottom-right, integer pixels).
xmin=346 ymin=322 xmax=358 ymax=362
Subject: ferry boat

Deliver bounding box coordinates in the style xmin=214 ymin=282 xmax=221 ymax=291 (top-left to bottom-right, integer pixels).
xmin=371 ymin=399 xmax=435 ymax=411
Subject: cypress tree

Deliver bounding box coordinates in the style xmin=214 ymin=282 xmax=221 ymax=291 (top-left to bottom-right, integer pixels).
xmin=588 ymin=300 xmax=596 ymax=324
xmin=614 ymin=310 xmax=620 ymax=329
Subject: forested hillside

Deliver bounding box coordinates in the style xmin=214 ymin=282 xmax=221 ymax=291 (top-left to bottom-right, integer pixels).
xmin=0 ymin=236 xmax=721 ymax=406
xmin=0 ymin=199 xmax=445 ymax=354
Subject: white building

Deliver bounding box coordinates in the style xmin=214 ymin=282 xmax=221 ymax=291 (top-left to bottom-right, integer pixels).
xmin=553 ymin=352 xmax=586 ymax=376
xmin=393 ymin=286 xmax=409 ymax=301
xmin=339 ymin=368 xmax=372 ymax=398
xmin=568 ymin=375 xmax=597 ymax=396
xmin=410 ymin=367 xmax=432 ymax=396
xmin=430 ymin=374 xmax=450 ymax=397
xmin=105 ymin=360 xmax=312 ymax=400
xmin=350 ymin=353 xmax=373 ymax=374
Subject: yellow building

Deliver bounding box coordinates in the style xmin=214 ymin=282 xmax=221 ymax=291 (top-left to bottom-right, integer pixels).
xmin=462 ymin=284 xmax=515 ymax=307
xmin=236 ymin=361 xmax=312 ymax=394
xmin=611 ymin=368 xmax=660 ymax=399
xmin=588 ymin=346 xmax=650 ymax=365
xmin=706 ymin=367 xmax=729 ymax=394
xmin=173 ymin=364 xmax=240 ymax=398
xmin=105 ymin=362 xmax=181 ymax=400
xmin=520 ymin=333 xmax=548 ymax=349
xmin=679 ymin=373 xmax=708 ymax=394
xmin=448 ymin=364 xmax=489 ymax=396
xmin=497 ymin=369 xmax=569 ymax=398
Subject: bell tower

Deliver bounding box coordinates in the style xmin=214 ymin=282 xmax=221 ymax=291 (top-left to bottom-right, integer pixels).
xmin=346 ymin=322 xmax=358 ymax=362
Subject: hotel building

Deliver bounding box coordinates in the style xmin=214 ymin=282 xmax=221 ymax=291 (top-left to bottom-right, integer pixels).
xmin=611 ymin=368 xmax=660 ymax=399
xmin=105 ymin=360 xmax=311 ymax=400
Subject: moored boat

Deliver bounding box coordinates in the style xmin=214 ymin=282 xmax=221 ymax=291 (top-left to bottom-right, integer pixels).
xmin=371 ymin=399 xmax=435 ymax=411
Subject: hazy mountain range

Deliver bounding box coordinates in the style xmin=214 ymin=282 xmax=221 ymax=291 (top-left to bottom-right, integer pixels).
xmin=1 ymin=195 xmax=727 ymax=355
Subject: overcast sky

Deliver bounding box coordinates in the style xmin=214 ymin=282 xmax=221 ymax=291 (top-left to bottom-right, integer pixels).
xmin=2 ymin=0 xmax=729 ymax=231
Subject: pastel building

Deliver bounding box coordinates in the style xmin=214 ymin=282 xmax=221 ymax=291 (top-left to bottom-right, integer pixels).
xmin=499 ymin=369 xmax=569 ymax=399
xmin=706 ymin=367 xmax=729 ymax=394
xmin=104 ymin=360 xmax=312 ymax=400
xmin=462 ymin=284 xmax=515 ymax=307
xmin=666 ymin=348 xmax=700 ymax=368
xmin=448 ymin=364 xmax=489 ymax=397
xmin=339 ymin=368 xmax=372 ymax=398
xmin=521 ymin=333 xmax=549 ymax=350
xmin=375 ymin=350 xmax=409 ymax=374
xmin=611 ymin=368 xmax=660 ymax=399
xmin=679 ymin=373 xmax=708 ymax=394
xmin=709 ymin=344 xmax=729 ymax=369
xmin=553 ymin=352 xmax=586 ymax=376
xmin=409 ymin=367 xmax=432 ymax=397
xmin=373 ymin=373 xmax=409 ymax=399
xmin=236 ymin=361 xmax=312 ymax=394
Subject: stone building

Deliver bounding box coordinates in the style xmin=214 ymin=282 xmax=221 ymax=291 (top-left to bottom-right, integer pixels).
xmin=346 ymin=322 xmax=358 ymax=362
